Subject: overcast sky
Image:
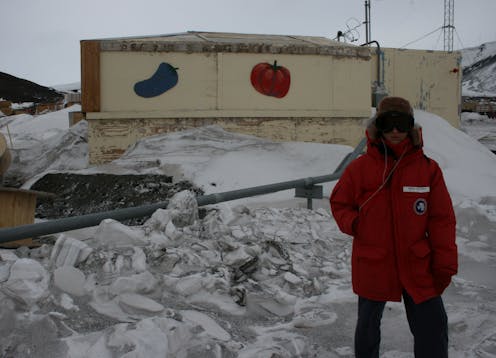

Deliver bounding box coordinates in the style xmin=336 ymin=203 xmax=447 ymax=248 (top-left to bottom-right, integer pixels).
xmin=2 ymin=0 xmax=495 ymax=87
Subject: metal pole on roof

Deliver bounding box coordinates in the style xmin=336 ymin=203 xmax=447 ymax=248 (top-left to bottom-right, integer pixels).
xmin=0 ymin=138 xmax=367 ymax=244
xmin=443 ymin=0 xmax=455 ymax=52
xmin=364 ymin=0 xmax=371 ymax=43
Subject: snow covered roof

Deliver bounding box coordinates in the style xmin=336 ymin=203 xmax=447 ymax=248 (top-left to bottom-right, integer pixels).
xmin=86 ymin=31 xmax=371 ymax=59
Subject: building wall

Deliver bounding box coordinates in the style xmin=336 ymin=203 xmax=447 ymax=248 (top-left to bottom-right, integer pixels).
xmin=82 ymin=38 xmax=463 ymax=164
xmin=97 ymin=51 xmax=370 ymax=116
xmin=371 ymin=48 xmax=461 ymax=127
xmin=86 ymin=49 xmax=371 ymax=163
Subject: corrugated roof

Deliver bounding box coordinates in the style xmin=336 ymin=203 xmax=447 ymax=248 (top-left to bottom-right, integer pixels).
xmin=91 ymin=31 xmax=370 ymax=59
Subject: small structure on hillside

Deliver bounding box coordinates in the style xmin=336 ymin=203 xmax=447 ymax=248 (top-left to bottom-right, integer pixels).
xmin=462 ymin=96 xmax=496 ymax=118
xmin=79 ymin=31 xmax=461 ymax=164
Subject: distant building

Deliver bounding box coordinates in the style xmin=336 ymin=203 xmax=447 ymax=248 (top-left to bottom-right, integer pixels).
xmin=79 ymin=31 xmax=461 ymax=164
xmin=461 ymin=96 xmax=496 ymax=118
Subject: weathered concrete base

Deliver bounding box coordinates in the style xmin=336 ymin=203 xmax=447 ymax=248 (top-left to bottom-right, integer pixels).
xmin=87 ymin=117 xmax=367 ymax=164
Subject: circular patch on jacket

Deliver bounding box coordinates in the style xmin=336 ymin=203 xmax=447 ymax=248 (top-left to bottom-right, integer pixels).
xmin=414 ymin=198 xmax=427 ymax=215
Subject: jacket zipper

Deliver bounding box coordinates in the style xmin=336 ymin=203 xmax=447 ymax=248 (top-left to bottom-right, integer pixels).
xmin=389 ymin=161 xmax=403 ymax=297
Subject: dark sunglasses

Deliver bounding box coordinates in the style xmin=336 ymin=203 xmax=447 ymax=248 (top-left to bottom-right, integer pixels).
xmin=375 ymin=111 xmax=414 ymax=133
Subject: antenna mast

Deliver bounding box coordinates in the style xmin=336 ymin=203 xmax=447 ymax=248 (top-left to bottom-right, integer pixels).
xmin=443 ymin=0 xmax=454 ymax=52
xmin=364 ymin=0 xmax=371 ymax=43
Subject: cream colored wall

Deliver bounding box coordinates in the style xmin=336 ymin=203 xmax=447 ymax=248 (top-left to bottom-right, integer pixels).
xmin=100 ymin=52 xmax=217 ymax=112
xmin=371 ymin=48 xmax=461 ymax=127
xmin=98 ymin=51 xmax=371 ymax=118
xmin=218 ymin=53 xmax=370 ymax=114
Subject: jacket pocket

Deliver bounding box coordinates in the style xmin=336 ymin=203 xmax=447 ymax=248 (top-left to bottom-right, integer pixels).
xmin=409 ymin=240 xmax=434 ymax=287
xmin=354 ymin=245 xmax=388 ymax=295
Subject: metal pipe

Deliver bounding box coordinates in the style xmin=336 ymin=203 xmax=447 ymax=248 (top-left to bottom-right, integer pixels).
xmin=0 ymin=138 xmax=366 ymax=243
xmin=360 ymin=40 xmax=383 ymax=90
xmin=0 ymin=201 xmax=171 ymax=244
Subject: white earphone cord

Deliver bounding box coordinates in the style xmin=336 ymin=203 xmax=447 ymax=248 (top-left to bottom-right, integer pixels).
xmin=359 ymin=143 xmax=407 ymax=211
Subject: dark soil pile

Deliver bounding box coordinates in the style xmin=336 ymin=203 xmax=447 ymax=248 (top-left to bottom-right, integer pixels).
xmin=30 ymin=173 xmax=204 ymax=225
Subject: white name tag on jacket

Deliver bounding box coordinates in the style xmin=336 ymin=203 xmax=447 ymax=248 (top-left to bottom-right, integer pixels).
xmin=403 ymin=186 xmax=430 ymax=193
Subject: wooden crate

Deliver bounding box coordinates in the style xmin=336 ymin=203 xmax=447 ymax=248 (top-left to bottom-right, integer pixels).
xmin=0 ymin=188 xmax=53 ymax=248
xmin=0 ymin=133 xmax=11 ymax=178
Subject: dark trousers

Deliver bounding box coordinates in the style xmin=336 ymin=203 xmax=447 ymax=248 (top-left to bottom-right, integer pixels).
xmin=355 ymin=291 xmax=448 ymax=358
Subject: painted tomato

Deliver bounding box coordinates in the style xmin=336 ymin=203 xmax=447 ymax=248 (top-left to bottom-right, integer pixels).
xmin=250 ymin=61 xmax=291 ymax=98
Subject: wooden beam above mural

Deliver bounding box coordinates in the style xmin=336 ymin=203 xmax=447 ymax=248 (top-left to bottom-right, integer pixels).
xmin=94 ymin=31 xmax=371 ymax=59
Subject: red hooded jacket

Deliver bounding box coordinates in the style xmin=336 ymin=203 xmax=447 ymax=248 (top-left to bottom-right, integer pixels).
xmin=330 ymin=125 xmax=457 ymax=304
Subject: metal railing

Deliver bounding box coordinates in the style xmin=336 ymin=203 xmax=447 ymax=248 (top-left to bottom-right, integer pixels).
xmin=0 ymin=138 xmax=366 ymax=244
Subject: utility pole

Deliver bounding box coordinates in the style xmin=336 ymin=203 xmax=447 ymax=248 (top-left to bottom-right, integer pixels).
xmin=364 ymin=0 xmax=371 ymax=43
xmin=443 ymin=0 xmax=454 ymax=52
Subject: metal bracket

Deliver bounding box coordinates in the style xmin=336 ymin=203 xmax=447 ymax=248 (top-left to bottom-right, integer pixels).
xmin=295 ymin=185 xmax=323 ymax=209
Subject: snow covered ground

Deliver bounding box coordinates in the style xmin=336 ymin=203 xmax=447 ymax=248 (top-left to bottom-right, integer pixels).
xmin=0 ymin=107 xmax=496 ymax=357
xmin=461 ymin=112 xmax=496 ymax=153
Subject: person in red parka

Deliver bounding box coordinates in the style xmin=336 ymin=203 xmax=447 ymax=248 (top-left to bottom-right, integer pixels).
xmin=330 ymin=96 xmax=457 ymax=358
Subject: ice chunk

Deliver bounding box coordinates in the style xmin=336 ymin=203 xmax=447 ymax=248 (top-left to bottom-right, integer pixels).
xmin=153 ymin=317 xmax=193 ymax=355
xmin=172 ymin=274 xmax=203 ymax=296
xmin=0 ymin=296 xmax=16 ymax=334
xmin=245 ymin=288 xmax=297 ymax=317
xmin=144 ymin=208 xmax=172 ymax=232
xmin=54 ymin=266 xmax=87 ymax=296
xmin=0 ymin=263 xmax=11 ymax=283
xmin=0 ymin=251 xmax=17 ymax=283
xmin=2 ymin=258 xmax=50 ymax=306
xmin=283 ymin=272 xmax=302 ymax=285
xmin=59 ymin=292 xmax=79 ymax=311
xmin=223 ymin=246 xmax=254 ymax=267
xmin=109 ymin=271 xmax=158 ymax=295
xmin=180 ymin=310 xmax=231 ymax=341
xmin=0 ymin=249 xmax=19 ymax=262
xmin=50 ymin=234 xmax=93 ymax=267
xmin=118 ymin=293 xmax=164 ymax=314
xmin=231 ymin=226 xmax=246 ymax=239
xmin=292 ymin=308 xmax=337 ymax=328
xmin=246 ymin=294 xmax=289 ymax=317
xmin=93 ymin=219 xmax=147 ymax=248
xmin=168 ymin=190 xmax=198 ymax=227
xmin=165 ymin=220 xmax=180 ymax=240
xmin=107 ymin=319 xmax=169 ymax=357
xmin=131 ymin=247 xmax=147 ymax=272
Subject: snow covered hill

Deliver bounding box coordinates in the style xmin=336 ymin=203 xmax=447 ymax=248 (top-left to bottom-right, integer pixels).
xmin=461 ymin=40 xmax=496 ymax=96
xmin=0 ymin=72 xmax=64 ymax=104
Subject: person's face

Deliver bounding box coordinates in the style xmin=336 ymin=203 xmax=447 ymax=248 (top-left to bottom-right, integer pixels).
xmin=382 ymin=128 xmax=408 ymax=144
xmin=375 ymin=112 xmax=413 ymax=144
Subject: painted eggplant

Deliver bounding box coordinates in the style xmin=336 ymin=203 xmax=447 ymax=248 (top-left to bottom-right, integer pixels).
xmin=134 ymin=62 xmax=179 ymax=98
